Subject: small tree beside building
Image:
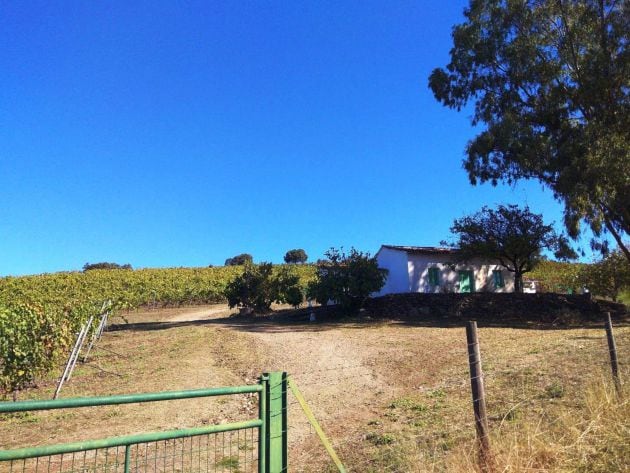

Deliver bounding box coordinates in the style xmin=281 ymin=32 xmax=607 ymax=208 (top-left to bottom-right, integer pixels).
xmin=447 ymin=205 xmax=576 ymax=292
xmin=308 ymin=248 xmax=387 ymax=312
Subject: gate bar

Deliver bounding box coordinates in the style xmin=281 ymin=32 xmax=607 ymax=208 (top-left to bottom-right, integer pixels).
xmin=0 ymin=419 xmax=263 ymax=460
xmin=0 ymin=385 xmax=262 ymax=413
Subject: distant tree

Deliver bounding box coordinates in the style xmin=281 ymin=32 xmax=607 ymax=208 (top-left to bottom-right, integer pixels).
xmin=224 ymin=253 xmax=253 ymax=266
xmin=447 ymin=205 xmax=576 ymax=292
xmin=83 ymin=262 xmax=132 ymax=271
xmin=580 ymin=249 xmax=630 ymax=302
xmin=429 ymin=0 xmax=630 ymax=261
xmin=307 ymin=248 xmax=387 ymax=312
xmin=284 ymin=249 xmax=308 ymax=264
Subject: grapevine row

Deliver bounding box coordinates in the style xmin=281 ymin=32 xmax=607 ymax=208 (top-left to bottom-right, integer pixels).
xmin=0 ymin=265 xmax=316 ymax=397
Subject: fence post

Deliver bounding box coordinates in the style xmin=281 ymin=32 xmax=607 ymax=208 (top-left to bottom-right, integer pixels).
xmin=264 ymin=372 xmax=287 ymax=473
xmin=466 ymin=321 xmax=493 ymax=472
xmin=605 ymin=312 xmax=622 ymax=398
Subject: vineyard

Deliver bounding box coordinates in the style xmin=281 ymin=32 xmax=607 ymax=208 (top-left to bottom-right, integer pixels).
xmin=0 ymin=260 xmax=606 ymax=399
xmin=0 ymin=265 xmax=317 ymax=397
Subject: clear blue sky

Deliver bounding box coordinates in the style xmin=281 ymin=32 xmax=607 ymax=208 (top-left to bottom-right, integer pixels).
xmin=1 ymin=1 xmax=584 ymax=276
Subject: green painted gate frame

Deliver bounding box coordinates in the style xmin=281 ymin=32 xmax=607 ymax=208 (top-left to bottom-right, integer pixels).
xmin=0 ymin=372 xmax=346 ymax=473
xmin=0 ymin=374 xmax=283 ymax=473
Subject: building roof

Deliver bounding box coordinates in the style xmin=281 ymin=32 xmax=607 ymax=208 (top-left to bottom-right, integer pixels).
xmin=379 ymin=245 xmax=457 ymax=255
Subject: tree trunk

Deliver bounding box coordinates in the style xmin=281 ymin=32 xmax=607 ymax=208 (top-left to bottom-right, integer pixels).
xmin=602 ymin=213 xmax=630 ymax=264
xmin=514 ymin=272 xmax=524 ymax=293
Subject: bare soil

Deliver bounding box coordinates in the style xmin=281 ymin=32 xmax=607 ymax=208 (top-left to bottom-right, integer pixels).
xmin=2 ymin=305 xmax=629 ymax=472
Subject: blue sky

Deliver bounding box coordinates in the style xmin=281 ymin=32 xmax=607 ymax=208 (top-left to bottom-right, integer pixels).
xmin=1 ymin=1 xmax=582 ymax=276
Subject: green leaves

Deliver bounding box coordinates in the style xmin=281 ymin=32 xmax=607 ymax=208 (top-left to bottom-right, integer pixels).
xmin=430 ymin=0 xmax=630 ymax=258
xmin=0 ymin=303 xmax=64 ymax=396
xmin=307 ymin=248 xmax=387 ymax=313
xmin=578 ymin=250 xmax=630 ymax=302
xmin=0 ymin=265 xmax=317 ymax=394
xmin=447 ymin=204 xmax=576 ymax=291
xmin=224 ymin=263 xmax=307 ymax=312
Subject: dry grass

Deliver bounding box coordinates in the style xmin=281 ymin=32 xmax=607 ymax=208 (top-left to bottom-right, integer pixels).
xmin=1 ymin=306 xmax=628 ymax=472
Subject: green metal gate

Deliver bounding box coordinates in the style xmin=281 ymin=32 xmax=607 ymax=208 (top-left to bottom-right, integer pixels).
xmin=0 ymin=372 xmax=290 ymax=473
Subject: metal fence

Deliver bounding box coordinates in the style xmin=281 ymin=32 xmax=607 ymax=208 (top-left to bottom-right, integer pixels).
xmin=0 ymin=373 xmax=297 ymax=473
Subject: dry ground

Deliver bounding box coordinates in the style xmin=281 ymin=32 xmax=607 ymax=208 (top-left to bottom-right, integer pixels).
xmin=1 ymin=305 xmax=629 ymax=472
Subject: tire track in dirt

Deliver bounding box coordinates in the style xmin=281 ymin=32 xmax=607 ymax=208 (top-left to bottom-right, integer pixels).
xmin=163 ymin=309 xmax=399 ymax=469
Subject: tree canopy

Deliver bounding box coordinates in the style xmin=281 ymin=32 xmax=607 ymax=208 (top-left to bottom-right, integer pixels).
xmin=429 ymin=0 xmax=629 ymax=261
xmin=447 ymin=204 xmax=576 ymax=292
xmin=308 ymin=248 xmax=387 ymax=312
xmin=83 ymin=262 xmax=132 ymax=271
xmin=284 ymin=248 xmax=308 ymax=264
xmin=224 ymin=253 xmax=253 ymax=266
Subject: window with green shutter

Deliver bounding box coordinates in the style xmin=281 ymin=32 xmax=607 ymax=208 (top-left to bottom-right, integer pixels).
xmin=493 ymin=270 xmax=504 ymax=289
xmin=428 ymin=267 xmax=440 ymax=286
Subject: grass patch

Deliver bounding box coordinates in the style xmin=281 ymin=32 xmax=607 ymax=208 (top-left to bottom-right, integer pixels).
xmin=216 ymin=456 xmax=240 ymax=470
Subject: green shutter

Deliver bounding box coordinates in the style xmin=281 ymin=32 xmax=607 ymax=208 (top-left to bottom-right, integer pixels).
xmin=493 ymin=270 xmax=504 ymax=288
xmin=428 ymin=267 xmax=439 ymax=286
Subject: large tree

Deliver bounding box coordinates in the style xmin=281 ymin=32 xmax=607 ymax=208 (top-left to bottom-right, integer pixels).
xmin=447 ymin=204 xmax=576 ymax=292
xmin=429 ymin=0 xmax=630 ymax=261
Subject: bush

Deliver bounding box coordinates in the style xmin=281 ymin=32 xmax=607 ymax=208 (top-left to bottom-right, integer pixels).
xmin=307 ymin=248 xmax=387 ymax=312
xmin=274 ymin=266 xmax=304 ymax=308
xmin=224 ymin=254 xmax=253 ymax=266
xmin=83 ymin=262 xmax=132 ymax=271
xmin=284 ymin=249 xmax=308 ymax=264
xmin=579 ymin=249 xmax=630 ymax=301
xmin=224 ymin=263 xmax=307 ymax=313
xmin=224 ymin=262 xmax=276 ymax=313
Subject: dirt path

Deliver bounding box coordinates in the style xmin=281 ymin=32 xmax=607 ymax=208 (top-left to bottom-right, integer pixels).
xmin=156 ymin=308 xmax=399 ymax=469
xmin=167 ymin=304 xmax=233 ymax=322
xmin=8 ymin=306 xmax=626 ymax=472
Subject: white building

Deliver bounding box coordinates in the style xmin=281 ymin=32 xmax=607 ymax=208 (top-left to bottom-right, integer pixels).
xmin=374 ymin=245 xmax=515 ymax=296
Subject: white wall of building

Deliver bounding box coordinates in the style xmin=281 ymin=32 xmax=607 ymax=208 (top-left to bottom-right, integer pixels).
xmin=375 ymin=247 xmax=515 ymax=295
xmin=375 ymin=247 xmax=411 ymax=296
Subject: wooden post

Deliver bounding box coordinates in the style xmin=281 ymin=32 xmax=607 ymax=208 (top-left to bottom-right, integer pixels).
xmin=605 ymin=312 xmax=622 ymax=397
xmin=466 ymin=321 xmax=493 ymax=472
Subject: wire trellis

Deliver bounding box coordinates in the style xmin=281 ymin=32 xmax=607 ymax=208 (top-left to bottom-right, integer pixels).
xmin=1 ymin=429 xmax=258 ymax=473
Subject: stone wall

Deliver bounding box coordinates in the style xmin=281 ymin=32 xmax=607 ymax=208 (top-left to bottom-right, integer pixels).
xmin=360 ymin=293 xmax=627 ymax=324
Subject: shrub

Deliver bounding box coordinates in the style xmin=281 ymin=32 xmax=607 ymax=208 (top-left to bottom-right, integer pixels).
xmin=224 ymin=262 xmax=277 ymax=313
xmin=284 ymin=249 xmax=308 ymax=264
xmin=308 ymin=248 xmax=387 ymax=312
xmin=579 ymin=249 xmax=630 ymax=302
xmin=274 ymin=266 xmax=304 ymax=308
xmin=224 ymin=263 xmax=307 ymax=312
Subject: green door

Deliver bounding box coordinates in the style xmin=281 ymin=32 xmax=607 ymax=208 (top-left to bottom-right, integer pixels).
xmin=459 ymin=270 xmax=475 ymax=293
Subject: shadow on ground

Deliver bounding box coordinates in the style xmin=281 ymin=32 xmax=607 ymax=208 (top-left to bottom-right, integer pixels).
xmin=108 ymin=301 xmax=630 ymax=335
